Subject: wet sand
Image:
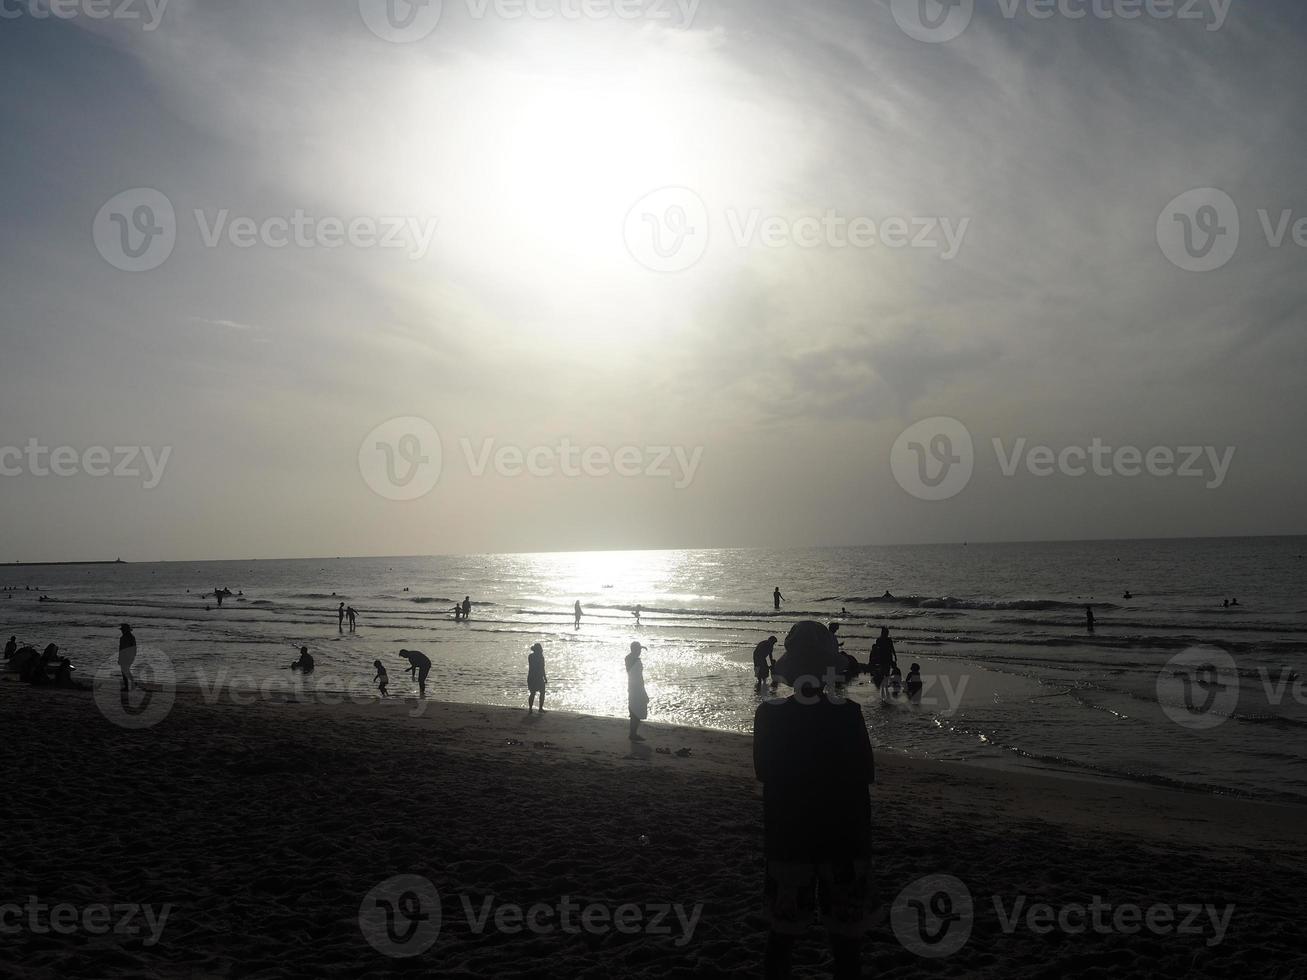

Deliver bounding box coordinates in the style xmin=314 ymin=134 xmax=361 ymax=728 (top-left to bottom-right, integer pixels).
xmin=1 ymin=680 xmax=1304 ymax=978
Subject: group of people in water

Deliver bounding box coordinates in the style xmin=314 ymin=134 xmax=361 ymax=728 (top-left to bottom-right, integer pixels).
xmin=751 ymin=625 xmax=923 ymax=702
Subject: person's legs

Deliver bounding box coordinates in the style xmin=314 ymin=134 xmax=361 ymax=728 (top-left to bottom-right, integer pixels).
xmin=628 ymin=717 xmax=642 ymax=740
xmin=418 ymin=665 xmax=429 ymax=697
xmin=763 ymin=931 xmax=794 ymax=979
xmin=529 ymin=691 xmax=537 ymax=711
xmin=539 ymin=688 xmax=545 ymax=711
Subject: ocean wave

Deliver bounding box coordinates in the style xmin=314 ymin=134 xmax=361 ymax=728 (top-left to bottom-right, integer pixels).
xmin=838 ymin=595 xmax=1119 ymax=611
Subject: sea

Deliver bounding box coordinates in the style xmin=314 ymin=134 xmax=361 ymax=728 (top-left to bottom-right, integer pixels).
xmin=5 ymin=537 xmax=1305 ymax=804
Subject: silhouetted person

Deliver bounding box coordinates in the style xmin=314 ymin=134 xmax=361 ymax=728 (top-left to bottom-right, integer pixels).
xmin=453 ymin=604 xmax=462 ymax=622
xmin=1123 ymin=591 xmax=1133 ymax=599
xmin=527 ymin=642 xmax=548 ymax=713
xmin=462 ymin=596 xmax=472 ymax=621
xmin=773 ymin=587 xmax=783 ymax=611
xmin=1086 ymin=605 xmax=1095 ymax=632
xmin=4 ymin=636 xmax=17 ymax=661
xmin=904 ymin=663 xmax=923 ymax=702
xmin=755 ymin=621 xmax=873 ymax=980
xmin=118 ymin=624 xmax=137 ymax=691
xmin=291 ymin=646 xmax=315 ymax=673
xmin=399 ymin=649 xmax=432 ymax=698
xmin=626 ymin=642 xmax=649 ymax=741
xmin=868 ymin=627 xmax=896 ymax=689
xmin=574 ymin=600 xmax=583 ymax=629
xmin=753 ymin=636 xmax=778 ymax=691
xmin=338 ymin=602 xmax=346 ymax=631
xmin=53 ymin=656 xmax=79 ymax=689
xmin=1231 ymin=598 xmax=1239 ymax=606
xmin=884 ymin=665 xmax=903 ymax=700
xmin=373 ymin=660 xmax=389 ymax=699
xmin=346 ymin=606 xmax=358 ymax=631
xmin=634 ymin=604 xmax=642 ymax=627
xmin=215 ymin=588 xmax=224 ymax=608
xmin=1223 ymin=599 xmax=1229 ymax=608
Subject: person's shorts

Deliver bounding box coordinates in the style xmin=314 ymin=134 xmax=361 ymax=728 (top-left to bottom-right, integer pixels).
xmin=764 ymin=859 xmax=873 ymax=937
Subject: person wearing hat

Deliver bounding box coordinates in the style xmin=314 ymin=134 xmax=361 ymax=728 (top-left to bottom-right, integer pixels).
xmin=117 ymin=624 xmax=137 ymax=692
xmin=626 ymin=641 xmax=649 ymax=741
xmin=754 ymin=621 xmax=874 ymax=979
xmin=527 ymin=642 xmax=548 ymax=713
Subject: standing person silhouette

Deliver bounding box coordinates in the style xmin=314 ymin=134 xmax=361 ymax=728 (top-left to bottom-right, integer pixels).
xmin=346 ymin=606 xmax=358 ymax=631
xmin=117 ymin=624 xmax=137 ymax=691
xmin=398 ymin=649 xmax=432 ymax=698
xmin=461 ymin=596 xmax=472 ymax=622
xmin=626 ymin=642 xmax=649 ymax=741
xmin=527 ymin=642 xmax=547 ymax=713
xmin=574 ymin=601 xmax=583 ymax=629
xmin=373 ymin=660 xmax=389 ymax=699
xmin=634 ymin=604 xmax=642 ymax=627
xmin=868 ymin=627 xmax=897 ymax=690
xmin=755 ymin=621 xmax=873 ymax=980
xmin=337 ymin=602 xmax=345 ymax=632
xmin=773 ymin=587 xmax=784 ymax=611
xmin=1085 ymin=605 xmax=1095 ymax=632
xmin=753 ymin=635 xmax=778 ymax=691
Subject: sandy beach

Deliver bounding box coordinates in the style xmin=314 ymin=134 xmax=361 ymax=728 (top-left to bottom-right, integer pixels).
xmin=2 ymin=678 xmax=1304 ymax=979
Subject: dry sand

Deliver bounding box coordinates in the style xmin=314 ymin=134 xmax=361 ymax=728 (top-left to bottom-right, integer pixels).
xmin=2 ymin=680 xmax=1305 ymax=979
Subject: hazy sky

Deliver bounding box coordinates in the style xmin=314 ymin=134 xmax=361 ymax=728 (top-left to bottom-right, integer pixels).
xmin=1 ymin=0 xmax=1304 ymax=562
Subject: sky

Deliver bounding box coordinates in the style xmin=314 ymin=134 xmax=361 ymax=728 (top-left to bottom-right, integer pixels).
xmin=1 ymin=0 xmax=1305 ymax=562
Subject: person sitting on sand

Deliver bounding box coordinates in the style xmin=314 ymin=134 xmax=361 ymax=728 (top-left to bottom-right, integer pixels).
xmin=904 ymin=663 xmax=923 ymax=702
xmin=527 ymin=642 xmax=547 ymax=713
xmin=753 ymin=636 xmax=778 ymax=691
xmin=754 ymin=621 xmax=874 ymax=980
xmin=373 ymin=660 xmax=389 ymax=699
xmin=291 ymin=646 xmax=315 ymax=673
xmin=21 ymin=644 xmax=61 ymax=685
xmin=626 ymin=642 xmax=650 ymax=741
xmin=398 ymin=649 xmax=432 ymax=698
xmin=868 ymin=627 xmax=896 ymax=689
xmin=52 ymin=655 xmax=81 ymax=689
xmin=118 ymin=624 xmax=137 ymax=692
